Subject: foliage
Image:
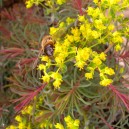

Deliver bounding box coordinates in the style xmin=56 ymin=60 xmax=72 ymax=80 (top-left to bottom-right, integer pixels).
xmin=1 ymin=0 xmax=129 ymax=129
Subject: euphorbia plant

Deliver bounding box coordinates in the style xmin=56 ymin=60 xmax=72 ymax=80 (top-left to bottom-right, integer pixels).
xmin=3 ymin=0 xmax=129 ymax=129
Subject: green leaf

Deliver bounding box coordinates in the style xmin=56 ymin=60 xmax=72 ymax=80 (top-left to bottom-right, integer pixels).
xmin=61 ymin=64 xmax=67 ymax=73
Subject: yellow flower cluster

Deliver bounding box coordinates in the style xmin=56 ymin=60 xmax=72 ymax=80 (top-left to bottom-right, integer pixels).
xmin=37 ymin=0 xmax=129 ymax=88
xmin=38 ymin=6 xmax=119 ymax=88
xmin=55 ymin=115 xmax=80 ymax=129
xmin=75 ymin=47 xmax=91 ymax=70
xmin=25 ymin=0 xmax=44 ymax=8
xmin=6 ymin=115 xmax=31 ymax=129
xmin=6 ymin=96 xmax=49 ymax=129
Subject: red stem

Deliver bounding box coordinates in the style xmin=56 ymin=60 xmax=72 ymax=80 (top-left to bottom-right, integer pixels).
xmin=15 ymin=83 xmax=47 ymax=113
xmin=109 ymin=84 xmax=129 ymax=111
xmin=74 ymin=0 xmax=83 ymax=15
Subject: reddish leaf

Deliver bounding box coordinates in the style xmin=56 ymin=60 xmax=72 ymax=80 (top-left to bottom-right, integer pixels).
xmin=14 ymin=83 xmax=47 ymax=113
xmin=109 ymin=84 xmax=129 ymax=111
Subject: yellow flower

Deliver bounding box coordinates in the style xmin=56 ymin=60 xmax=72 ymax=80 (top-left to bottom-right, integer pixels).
xmin=53 ymin=79 xmax=62 ymax=89
xmin=100 ymin=72 xmax=104 ymax=77
xmin=100 ymin=79 xmax=113 ymax=86
xmin=64 ymin=116 xmax=80 ymax=128
xmin=87 ymin=7 xmax=100 ymax=18
xmin=80 ymin=24 xmax=92 ymax=39
xmin=92 ymin=57 xmax=102 ymax=66
xmin=76 ymin=48 xmax=90 ymax=61
xmin=94 ymin=19 xmax=106 ymax=30
xmin=15 ymin=115 xmax=22 ymax=122
xmin=74 ymin=36 xmax=80 ymax=42
xmin=80 ymin=24 xmax=86 ymax=33
xmin=112 ymin=31 xmax=123 ymax=43
xmin=41 ymin=74 xmax=50 ymax=83
xmin=41 ymin=56 xmax=50 ymax=62
xmin=92 ymin=30 xmax=101 ymax=39
xmin=87 ymin=7 xmax=94 ymax=16
xmin=51 ymin=72 xmax=63 ymax=88
xmin=115 ymin=44 xmax=121 ymax=51
xmin=55 ymin=116 xmax=80 ymax=129
xmin=99 ymin=52 xmax=106 ymax=61
xmin=104 ymin=67 xmax=115 ymax=75
xmin=74 ymin=119 xmax=80 ymax=127
xmin=75 ymin=47 xmax=91 ymax=70
xmin=55 ymin=56 xmax=64 ymax=65
xmin=108 ymin=24 xmax=115 ymax=31
xmin=54 ymin=42 xmax=63 ymax=53
xmin=66 ymin=17 xmax=74 ymax=24
xmin=71 ymin=28 xmax=80 ymax=36
xmin=66 ymin=35 xmax=74 ymax=43
xmin=59 ymin=22 xmax=65 ymax=28
xmin=75 ymin=60 xmax=86 ymax=70
xmin=78 ymin=15 xmax=85 ymax=22
xmin=85 ymin=72 xmax=93 ymax=80
xmin=25 ymin=0 xmax=44 ymax=8
xmin=37 ymin=64 xmax=45 ymax=70
xmin=64 ymin=115 xmax=72 ymax=123
xmin=71 ymin=28 xmax=81 ymax=42
xmin=55 ymin=51 xmax=68 ymax=67
xmin=50 ymin=27 xmax=58 ymax=35
xmin=55 ymin=123 xmax=64 ymax=129
xmin=64 ymin=39 xmax=71 ymax=47
xmin=26 ymin=1 xmax=33 ymax=8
